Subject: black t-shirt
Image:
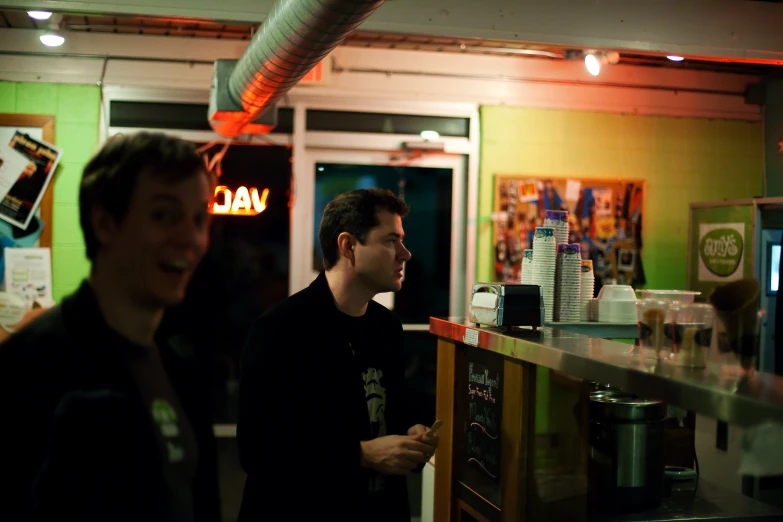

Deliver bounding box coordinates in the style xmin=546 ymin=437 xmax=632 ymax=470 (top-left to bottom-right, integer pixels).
xmin=119 ymin=336 xmax=200 ymax=522
xmin=339 ymin=310 xmax=391 ymax=494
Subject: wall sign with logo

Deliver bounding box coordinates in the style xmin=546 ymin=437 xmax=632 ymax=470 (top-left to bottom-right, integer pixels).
xmin=688 ymin=203 xmax=755 ymax=297
xmin=698 ymin=223 xmax=745 ymax=282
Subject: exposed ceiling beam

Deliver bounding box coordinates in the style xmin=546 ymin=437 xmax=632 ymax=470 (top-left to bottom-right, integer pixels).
xmin=0 ymin=28 xmax=760 ymax=89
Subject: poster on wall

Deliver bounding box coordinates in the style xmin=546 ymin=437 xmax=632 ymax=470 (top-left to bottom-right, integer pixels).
xmin=697 ymin=223 xmax=745 ymax=283
xmin=4 ymin=247 xmax=53 ymax=308
xmin=0 ymin=132 xmax=61 ymax=231
xmin=492 ymin=175 xmax=645 ymax=291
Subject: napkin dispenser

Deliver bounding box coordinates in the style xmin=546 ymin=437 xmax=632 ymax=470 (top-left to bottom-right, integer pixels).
xmin=469 ymin=283 xmax=544 ymax=327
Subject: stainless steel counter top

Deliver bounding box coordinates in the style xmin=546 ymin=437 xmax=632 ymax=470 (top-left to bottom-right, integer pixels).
xmin=430 ymin=317 xmax=783 ymax=427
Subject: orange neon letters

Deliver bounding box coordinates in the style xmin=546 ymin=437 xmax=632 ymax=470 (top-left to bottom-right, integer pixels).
xmin=210 ymin=186 xmax=269 ymax=215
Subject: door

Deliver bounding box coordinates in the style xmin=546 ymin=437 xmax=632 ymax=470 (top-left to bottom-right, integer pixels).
xmin=760 ymin=228 xmax=781 ymax=374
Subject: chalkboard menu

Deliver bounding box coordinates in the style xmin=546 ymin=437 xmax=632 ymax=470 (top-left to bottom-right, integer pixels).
xmin=463 ymin=345 xmax=504 ymax=505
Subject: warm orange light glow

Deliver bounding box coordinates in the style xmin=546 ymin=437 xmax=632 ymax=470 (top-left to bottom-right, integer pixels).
xmin=210 ymin=185 xmax=269 ymax=216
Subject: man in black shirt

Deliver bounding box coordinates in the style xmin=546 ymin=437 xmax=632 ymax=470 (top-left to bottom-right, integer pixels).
xmin=238 ymin=188 xmax=438 ymax=521
xmin=0 ymin=132 xmax=220 ymax=522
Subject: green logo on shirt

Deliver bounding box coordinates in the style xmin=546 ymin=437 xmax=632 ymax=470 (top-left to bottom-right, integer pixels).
xmin=152 ymin=398 xmax=180 ymax=438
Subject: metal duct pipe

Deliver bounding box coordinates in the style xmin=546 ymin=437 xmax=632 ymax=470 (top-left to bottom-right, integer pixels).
xmin=210 ymin=0 xmax=384 ymax=137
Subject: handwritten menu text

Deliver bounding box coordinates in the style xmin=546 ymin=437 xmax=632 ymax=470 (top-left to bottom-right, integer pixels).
xmin=466 ymin=359 xmax=502 ymax=481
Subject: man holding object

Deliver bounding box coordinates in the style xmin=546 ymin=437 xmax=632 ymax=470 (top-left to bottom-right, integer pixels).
xmin=238 ymin=188 xmax=438 ymax=521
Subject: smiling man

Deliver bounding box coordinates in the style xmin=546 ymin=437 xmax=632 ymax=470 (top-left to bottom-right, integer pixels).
xmin=238 ymin=188 xmax=438 ymax=522
xmin=0 ymin=132 xmax=221 ymax=522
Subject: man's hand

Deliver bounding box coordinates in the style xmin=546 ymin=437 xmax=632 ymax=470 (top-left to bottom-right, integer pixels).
xmin=359 ymin=435 xmax=432 ymax=475
xmin=408 ymin=424 xmax=439 ymax=454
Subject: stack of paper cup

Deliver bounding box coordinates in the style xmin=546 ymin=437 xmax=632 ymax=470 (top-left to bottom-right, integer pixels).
xmin=544 ymin=210 xmax=569 ymax=245
xmin=554 ymin=243 xmax=582 ymax=322
xmin=532 ymin=227 xmax=557 ymax=322
xmin=520 ymin=249 xmax=534 ymax=285
xmin=580 ymin=259 xmax=595 ymax=322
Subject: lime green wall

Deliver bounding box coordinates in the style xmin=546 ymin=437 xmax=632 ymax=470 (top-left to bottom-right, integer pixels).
xmin=479 ymin=106 xmax=763 ymax=290
xmin=0 ymin=81 xmax=99 ymax=302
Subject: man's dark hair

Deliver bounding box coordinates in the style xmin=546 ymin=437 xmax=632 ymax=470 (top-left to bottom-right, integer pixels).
xmin=318 ymin=188 xmax=409 ymax=270
xmin=79 ymin=132 xmax=206 ymax=261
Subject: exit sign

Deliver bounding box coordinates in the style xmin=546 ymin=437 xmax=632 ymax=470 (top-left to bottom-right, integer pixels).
xmin=299 ymin=58 xmax=331 ymax=85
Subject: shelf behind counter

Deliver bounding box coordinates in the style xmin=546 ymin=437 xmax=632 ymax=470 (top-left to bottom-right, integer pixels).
xmin=430 ymin=317 xmax=783 ymax=428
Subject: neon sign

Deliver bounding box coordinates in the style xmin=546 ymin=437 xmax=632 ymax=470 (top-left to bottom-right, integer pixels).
xmin=210 ymin=186 xmax=269 ymax=216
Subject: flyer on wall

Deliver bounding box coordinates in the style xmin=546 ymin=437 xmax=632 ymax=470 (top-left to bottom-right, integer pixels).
xmin=3 ymin=247 xmax=53 ymax=308
xmin=0 ymin=132 xmax=62 ymax=231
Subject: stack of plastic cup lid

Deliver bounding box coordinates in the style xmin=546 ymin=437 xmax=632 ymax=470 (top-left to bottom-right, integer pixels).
xmin=544 ymin=210 xmax=569 ymax=245
xmin=531 ymin=227 xmax=556 ymax=322
xmin=580 ymin=259 xmax=595 ymax=322
xmin=554 ymin=243 xmax=582 ymax=322
xmin=520 ymin=249 xmax=534 ymax=285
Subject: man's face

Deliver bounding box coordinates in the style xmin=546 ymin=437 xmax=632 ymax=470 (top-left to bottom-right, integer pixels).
xmin=97 ymin=170 xmax=212 ymax=308
xmin=353 ymin=209 xmax=412 ymax=294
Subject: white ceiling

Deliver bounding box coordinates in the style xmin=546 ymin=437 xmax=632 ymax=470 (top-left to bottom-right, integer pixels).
xmin=2 ymin=0 xmax=783 ymax=64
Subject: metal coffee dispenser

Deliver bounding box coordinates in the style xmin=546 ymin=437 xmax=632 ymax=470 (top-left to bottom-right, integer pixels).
xmin=469 ymin=283 xmax=544 ymax=328
xmin=588 ymin=393 xmax=666 ymax=514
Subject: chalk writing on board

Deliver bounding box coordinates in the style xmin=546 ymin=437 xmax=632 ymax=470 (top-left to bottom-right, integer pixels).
xmin=466 ymin=360 xmax=502 ymax=482
xmin=469 ymin=422 xmax=498 ymax=439
xmin=468 ymin=384 xmax=497 ymax=403
xmin=468 ymin=457 xmax=498 ymax=478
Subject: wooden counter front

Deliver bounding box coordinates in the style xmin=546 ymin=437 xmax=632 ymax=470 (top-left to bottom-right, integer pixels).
xmin=434 ymin=336 xmax=589 ymax=522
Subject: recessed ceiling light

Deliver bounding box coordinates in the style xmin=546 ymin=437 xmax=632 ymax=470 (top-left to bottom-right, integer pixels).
xmin=28 ymin=11 xmax=52 ymax=20
xmin=667 ymin=55 xmax=684 ymax=62
xmin=40 ymin=33 xmax=65 ymax=47
xmin=420 ymin=130 xmax=440 ymax=140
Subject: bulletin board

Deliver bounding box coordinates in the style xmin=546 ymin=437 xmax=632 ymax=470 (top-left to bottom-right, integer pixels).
xmin=492 ymin=175 xmax=646 ymax=290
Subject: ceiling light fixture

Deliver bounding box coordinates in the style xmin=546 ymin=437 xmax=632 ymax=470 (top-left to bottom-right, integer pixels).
xmin=667 ymin=55 xmax=685 ymax=62
xmin=420 ymin=130 xmax=440 ymax=141
xmin=584 ymin=53 xmax=602 ymax=76
xmin=40 ymin=32 xmax=65 ymax=47
xmin=27 ymin=10 xmax=52 ymax=20
xmin=583 ymin=50 xmax=619 ymax=76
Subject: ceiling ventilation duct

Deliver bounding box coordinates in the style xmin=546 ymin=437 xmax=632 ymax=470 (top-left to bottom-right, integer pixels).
xmin=209 ymin=0 xmax=384 ymax=137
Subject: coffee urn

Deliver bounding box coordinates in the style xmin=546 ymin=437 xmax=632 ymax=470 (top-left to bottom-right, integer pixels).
xmin=588 ymin=394 xmax=666 ymax=514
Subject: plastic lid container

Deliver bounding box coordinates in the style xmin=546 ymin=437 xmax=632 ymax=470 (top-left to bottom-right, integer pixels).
xmin=597 ymin=284 xmax=637 ymax=302
xmin=638 ymin=290 xmax=701 ymax=304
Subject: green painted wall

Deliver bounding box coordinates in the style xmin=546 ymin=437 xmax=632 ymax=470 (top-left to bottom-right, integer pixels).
xmin=0 ymin=81 xmax=99 ymax=302
xmin=478 ymin=106 xmax=764 ymax=290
